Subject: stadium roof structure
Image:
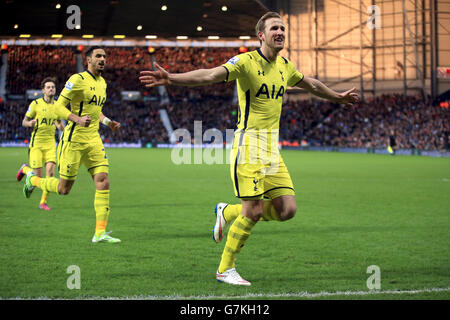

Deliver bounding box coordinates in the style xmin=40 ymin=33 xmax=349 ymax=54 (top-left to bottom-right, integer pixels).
xmin=0 ymin=0 xmax=272 ymax=39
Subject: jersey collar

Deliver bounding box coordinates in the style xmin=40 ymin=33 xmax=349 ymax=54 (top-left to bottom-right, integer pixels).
xmin=86 ymin=70 xmax=97 ymax=81
xmin=257 ymin=48 xmax=272 ymax=64
xmin=42 ymin=97 xmax=54 ymax=104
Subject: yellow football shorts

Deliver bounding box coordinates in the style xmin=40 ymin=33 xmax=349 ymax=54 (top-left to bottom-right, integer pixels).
xmin=57 ymin=137 xmax=109 ymax=180
xmin=29 ymin=143 xmax=57 ymax=169
xmin=230 ymin=132 xmax=295 ymax=200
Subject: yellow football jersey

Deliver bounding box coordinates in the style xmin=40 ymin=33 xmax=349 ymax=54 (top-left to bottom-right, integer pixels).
xmin=222 ymin=49 xmax=304 ymax=133
xmin=25 ymin=98 xmax=60 ymax=147
xmin=56 ymin=70 xmax=107 ymax=143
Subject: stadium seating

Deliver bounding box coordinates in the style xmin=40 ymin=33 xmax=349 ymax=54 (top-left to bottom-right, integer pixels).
xmin=7 ymin=46 xmax=76 ymax=94
xmin=1 ymin=46 xmax=449 ymax=151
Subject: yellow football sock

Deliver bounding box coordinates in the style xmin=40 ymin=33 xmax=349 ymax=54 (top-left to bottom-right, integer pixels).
xmin=30 ymin=175 xmax=41 ymax=187
xmin=36 ymin=177 xmax=59 ymax=194
xmin=22 ymin=166 xmax=33 ymax=175
xmin=261 ymin=200 xmax=281 ymax=221
xmin=218 ymin=214 xmax=256 ymax=273
xmin=40 ymin=190 xmax=49 ymax=205
xmin=94 ymin=190 xmax=110 ymax=237
xmin=223 ymin=204 xmax=241 ymax=223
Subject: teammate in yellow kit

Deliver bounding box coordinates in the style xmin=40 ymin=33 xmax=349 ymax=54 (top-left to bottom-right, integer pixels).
xmin=17 ymin=78 xmax=65 ymax=211
xmin=139 ymin=12 xmax=359 ymax=285
xmin=20 ymin=46 xmax=122 ymax=243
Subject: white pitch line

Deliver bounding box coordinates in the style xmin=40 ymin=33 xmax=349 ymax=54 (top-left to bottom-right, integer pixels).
xmin=133 ymin=287 xmax=450 ymax=300
xmin=7 ymin=287 xmax=449 ymax=300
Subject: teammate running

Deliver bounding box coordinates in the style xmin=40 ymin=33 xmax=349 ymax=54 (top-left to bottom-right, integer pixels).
xmin=21 ymin=46 xmax=122 ymax=243
xmin=17 ymin=77 xmax=65 ymax=211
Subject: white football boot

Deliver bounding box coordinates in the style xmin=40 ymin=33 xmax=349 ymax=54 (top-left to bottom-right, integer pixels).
xmin=92 ymin=231 xmax=121 ymax=244
xmin=216 ymin=268 xmax=251 ymax=286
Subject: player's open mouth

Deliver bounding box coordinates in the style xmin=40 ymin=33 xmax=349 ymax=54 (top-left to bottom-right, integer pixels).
xmin=274 ymin=38 xmax=284 ymax=44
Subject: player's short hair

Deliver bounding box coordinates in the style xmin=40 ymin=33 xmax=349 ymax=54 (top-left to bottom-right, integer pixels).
xmin=41 ymin=77 xmax=56 ymax=89
xmin=255 ymin=11 xmax=282 ymax=39
xmin=85 ymin=46 xmax=104 ymax=58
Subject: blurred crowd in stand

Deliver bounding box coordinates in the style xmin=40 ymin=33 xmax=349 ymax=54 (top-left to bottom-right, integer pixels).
xmin=2 ymin=46 xmax=448 ymax=151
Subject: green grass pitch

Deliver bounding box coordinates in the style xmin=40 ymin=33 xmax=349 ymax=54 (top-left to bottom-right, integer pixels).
xmin=0 ymin=147 xmax=449 ymax=299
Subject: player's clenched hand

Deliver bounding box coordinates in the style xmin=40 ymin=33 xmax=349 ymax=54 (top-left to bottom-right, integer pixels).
xmin=337 ymin=87 xmax=360 ymax=107
xmin=29 ymin=119 xmax=37 ymax=128
xmin=109 ymin=120 xmax=121 ymax=132
xmin=78 ymin=115 xmax=91 ymax=127
xmin=139 ymin=62 xmax=170 ymax=88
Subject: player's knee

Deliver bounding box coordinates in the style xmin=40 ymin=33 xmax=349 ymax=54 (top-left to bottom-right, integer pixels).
xmin=242 ymin=208 xmax=263 ymax=222
xmin=58 ymin=187 xmax=70 ymax=195
xmin=252 ymin=211 xmax=264 ymax=221
xmin=279 ymin=204 xmax=297 ymax=221
xmin=97 ymin=178 xmax=109 ymax=190
xmin=103 ymin=180 xmax=110 ymax=190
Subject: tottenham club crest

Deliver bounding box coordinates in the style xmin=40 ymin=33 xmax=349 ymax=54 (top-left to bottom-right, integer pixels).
xmin=253 ymin=178 xmax=259 ymax=192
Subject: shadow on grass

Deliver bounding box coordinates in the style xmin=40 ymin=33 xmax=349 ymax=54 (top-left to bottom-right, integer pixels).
xmin=113 ymin=203 xmax=200 ymax=209
xmin=254 ymin=224 xmax=414 ymax=235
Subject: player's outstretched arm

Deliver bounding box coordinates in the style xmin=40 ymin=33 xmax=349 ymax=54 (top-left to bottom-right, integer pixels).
xmin=139 ymin=62 xmax=228 ymax=88
xmin=296 ymin=76 xmax=360 ymax=107
xmin=100 ymin=113 xmax=121 ymax=132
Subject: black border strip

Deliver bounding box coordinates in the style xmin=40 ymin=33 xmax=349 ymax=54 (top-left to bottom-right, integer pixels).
xmin=68 ymin=102 xmax=83 ymax=141
xmin=243 ymin=90 xmax=250 ymax=130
